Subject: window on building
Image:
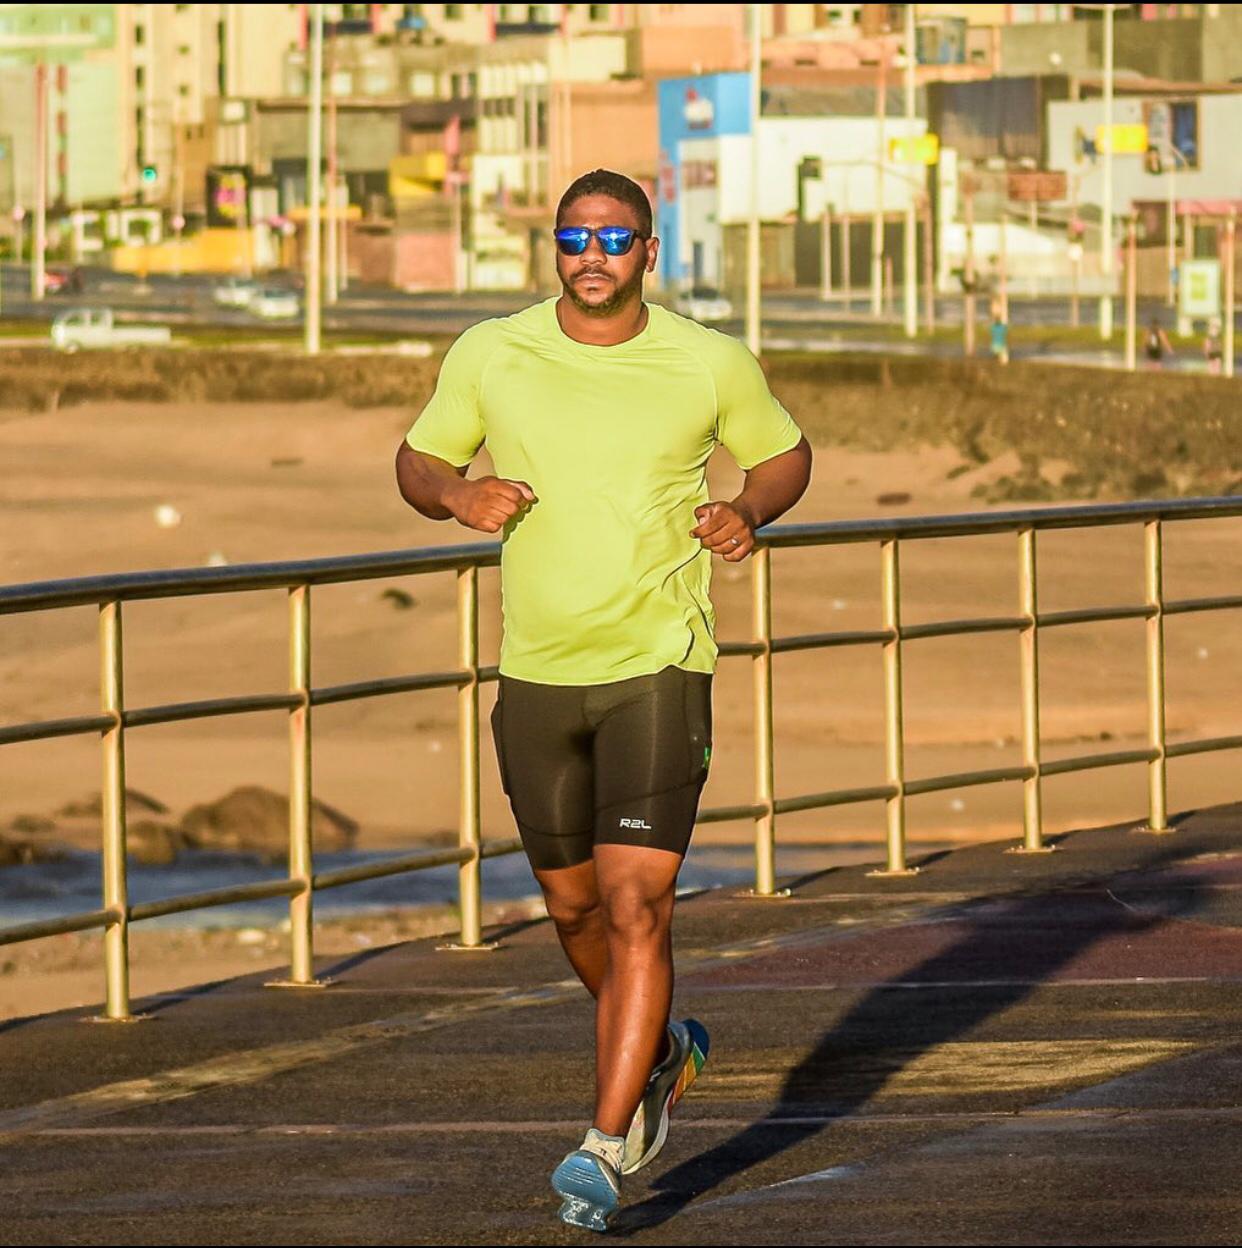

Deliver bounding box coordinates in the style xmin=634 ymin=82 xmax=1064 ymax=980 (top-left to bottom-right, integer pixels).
xmin=178 ymin=83 xmax=190 ymax=97
xmin=134 ymin=23 xmax=145 ymax=44
xmin=589 ymin=4 xmax=610 ymax=20
xmin=179 ymin=43 xmax=190 ymax=55
xmin=135 ymin=66 xmax=145 ymax=88
xmin=1170 ymin=100 xmax=1199 ymax=169
xmin=444 ymin=3 xmax=462 ymax=17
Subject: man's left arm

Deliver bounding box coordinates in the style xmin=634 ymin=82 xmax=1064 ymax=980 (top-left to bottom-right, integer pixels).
xmin=692 ymin=435 xmax=813 ymax=563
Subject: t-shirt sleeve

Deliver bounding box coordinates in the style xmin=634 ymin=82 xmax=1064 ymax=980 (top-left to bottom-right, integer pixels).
xmin=403 ymin=322 xmax=493 ymax=467
xmin=711 ymin=335 xmax=804 ymax=470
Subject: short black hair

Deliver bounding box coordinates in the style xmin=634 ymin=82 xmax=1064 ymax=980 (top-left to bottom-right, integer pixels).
xmin=556 ymin=168 xmax=653 ymax=236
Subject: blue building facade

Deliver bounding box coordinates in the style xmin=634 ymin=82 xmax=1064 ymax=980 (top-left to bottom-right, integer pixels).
xmin=656 ymin=72 xmax=752 ymax=287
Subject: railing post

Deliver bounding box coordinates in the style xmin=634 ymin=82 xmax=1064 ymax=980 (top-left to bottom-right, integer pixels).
xmin=1012 ymin=527 xmax=1052 ymax=853
xmin=98 ymin=600 xmax=132 ymax=1020
xmin=271 ymin=582 xmax=326 ymax=987
xmin=440 ymin=564 xmax=496 ymax=949
xmin=870 ymin=538 xmax=917 ymax=876
xmin=1143 ymin=520 xmax=1170 ymax=833
xmin=751 ymin=545 xmax=778 ymax=896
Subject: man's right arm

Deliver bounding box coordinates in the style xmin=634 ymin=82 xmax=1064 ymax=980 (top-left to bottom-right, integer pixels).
xmin=395 ymin=442 xmax=537 ymax=533
xmin=394 ymin=443 xmax=470 ymax=522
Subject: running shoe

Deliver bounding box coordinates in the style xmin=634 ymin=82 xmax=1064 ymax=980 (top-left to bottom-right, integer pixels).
xmin=621 ymin=1017 xmax=710 ymax=1176
xmin=551 ymin=1143 xmax=622 ymax=1233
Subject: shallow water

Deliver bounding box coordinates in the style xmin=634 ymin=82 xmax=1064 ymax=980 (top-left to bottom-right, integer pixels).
xmin=0 ymin=840 xmax=931 ymax=931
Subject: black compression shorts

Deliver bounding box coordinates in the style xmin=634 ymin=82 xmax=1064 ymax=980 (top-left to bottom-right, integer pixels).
xmin=489 ymin=663 xmax=713 ymax=871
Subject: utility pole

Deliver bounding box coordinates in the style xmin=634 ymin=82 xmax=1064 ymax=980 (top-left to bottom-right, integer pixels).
xmin=963 ymin=175 xmax=976 ymax=357
xmin=820 ymin=202 xmax=832 ymax=302
xmin=902 ymin=2 xmax=917 ymax=337
xmin=745 ymin=1 xmax=761 ymax=357
xmin=1099 ymin=2 xmax=1115 ymax=339
xmin=305 ymin=3 xmax=324 ymax=356
xmin=1124 ymin=213 xmax=1137 ymax=370
xmin=31 ymin=60 xmax=46 ymax=301
xmin=1226 ymin=208 xmax=1236 ymax=379
xmin=842 ymin=189 xmax=852 ymax=311
xmin=1166 ymin=144 xmax=1177 ymax=307
xmin=325 ymin=23 xmax=338 ymax=305
xmin=922 ymin=194 xmax=935 ymax=332
xmin=872 ymin=48 xmax=886 ymax=317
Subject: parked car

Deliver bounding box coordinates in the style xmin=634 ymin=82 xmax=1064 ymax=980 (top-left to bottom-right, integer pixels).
xmin=673 ymin=286 xmax=734 ymax=323
xmin=50 ymin=307 xmax=172 ymax=351
xmin=43 ymin=266 xmax=84 ymax=295
xmin=212 ymin=277 xmax=260 ymax=309
xmin=249 ymin=288 xmax=300 ymax=320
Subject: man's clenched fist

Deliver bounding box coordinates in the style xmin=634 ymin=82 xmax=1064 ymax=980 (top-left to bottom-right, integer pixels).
xmin=691 ymin=500 xmax=756 ymax=561
xmin=447 ymin=475 xmax=537 ymax=534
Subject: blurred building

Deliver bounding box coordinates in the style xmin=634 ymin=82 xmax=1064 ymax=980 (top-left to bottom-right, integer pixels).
xmin=658 ymin=71 xmax=928 ymax=294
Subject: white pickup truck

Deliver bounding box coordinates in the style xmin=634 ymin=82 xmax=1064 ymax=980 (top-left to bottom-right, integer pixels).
xmin=50 ymin=307 xmax=172 ymax=352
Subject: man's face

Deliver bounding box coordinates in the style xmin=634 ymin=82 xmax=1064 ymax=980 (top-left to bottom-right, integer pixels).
xmin=555 ymin=193 xmax=659 ymax=316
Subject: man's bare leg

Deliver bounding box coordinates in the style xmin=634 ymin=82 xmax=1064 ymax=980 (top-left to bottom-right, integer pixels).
xmin=534 ymin=859 xmax=607 ymax=997
xmin=590 ymin=843 xmax=682 ymax=1138
xmin=535 ymin=846 xmax=681 ymax=1137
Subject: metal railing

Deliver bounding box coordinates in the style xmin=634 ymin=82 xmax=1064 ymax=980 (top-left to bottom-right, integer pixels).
xmin=2 ymin=497 xmax=1242 ymax=1020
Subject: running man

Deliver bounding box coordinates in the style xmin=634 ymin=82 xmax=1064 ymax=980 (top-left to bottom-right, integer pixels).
xmin=395 ymin=168 xmax=812 ymax=1231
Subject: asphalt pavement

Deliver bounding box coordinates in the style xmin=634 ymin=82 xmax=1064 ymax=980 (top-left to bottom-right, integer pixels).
xmin=3 ymin=803 xmax=1242 ymax=1244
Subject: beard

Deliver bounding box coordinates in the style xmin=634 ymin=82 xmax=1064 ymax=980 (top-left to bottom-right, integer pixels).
xmin=561 ymin=262 xmax=645 ymax=317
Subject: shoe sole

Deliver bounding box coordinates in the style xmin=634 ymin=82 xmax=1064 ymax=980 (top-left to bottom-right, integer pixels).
xmin=552 ymin=1153 xmax=619 ymax=1233
xmin=622 ymin=1018 xmax=710 ymax=1176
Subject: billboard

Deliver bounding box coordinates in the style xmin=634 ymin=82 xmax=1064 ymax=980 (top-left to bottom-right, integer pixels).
xmin=1180 ymin=259 xmax=1220 ymax=319
xmin=206 ymin=166 xmax=249 ymax=228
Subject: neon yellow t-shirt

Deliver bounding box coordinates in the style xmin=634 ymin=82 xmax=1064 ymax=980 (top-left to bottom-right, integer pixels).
xmin=404 ymin=297 xmax=803 ymax=686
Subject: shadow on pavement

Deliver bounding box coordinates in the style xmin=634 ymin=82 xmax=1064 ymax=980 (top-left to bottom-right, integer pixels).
xmin=618 ymin=841 xmax=1204 ymax=1234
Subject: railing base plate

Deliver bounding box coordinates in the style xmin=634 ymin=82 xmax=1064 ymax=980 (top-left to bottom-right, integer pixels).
xmin=1133 ymin=824 xmax=1175 ymax=836
xmin=733 ymin=888 xmax=793 ymax=900
xmin=435 ymin=941 xmax=502 ymax=952
xmin=84 ymin=1012 xmax=151 ymax=1025
xmin=867 ymin=867 xmax=921 ymax=878
xmin=264 ymin=977 xmax=335 ymax=990
xmin=1006 ymin=844 xmax=1058 ymax=855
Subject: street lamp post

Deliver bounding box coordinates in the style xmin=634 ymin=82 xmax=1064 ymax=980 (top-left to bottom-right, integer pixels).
xmin=871 ymin=48 xmax=887 ymax=318
xmin=745 ymin=2 xmax=761 ymax=357
xmin=305 ymin=4 xmax=324 ymax=356
xmin=902 ymin=3 xmax=917 ymax=338
xmin=1099 ymin=2 xmax=1115 ymax=340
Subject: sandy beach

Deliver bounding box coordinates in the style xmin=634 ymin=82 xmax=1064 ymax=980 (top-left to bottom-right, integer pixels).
xmin=2 ymin=381 xmax=1240 ymax=1019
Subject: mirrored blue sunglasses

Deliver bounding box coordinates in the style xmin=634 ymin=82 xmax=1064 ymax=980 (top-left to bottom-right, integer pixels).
xmin=553 ymin=225 xmax=645 ymax=257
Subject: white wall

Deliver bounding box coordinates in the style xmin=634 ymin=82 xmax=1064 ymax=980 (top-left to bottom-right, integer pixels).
xmin=724 ymin=115 xmax=930 ymax=224
xmin=1047 ymin=93 xmax=1242 ymax=213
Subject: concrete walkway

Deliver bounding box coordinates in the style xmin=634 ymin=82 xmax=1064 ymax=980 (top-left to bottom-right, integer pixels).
xmin=4 ymin=804 xmax=1242 ymax=1244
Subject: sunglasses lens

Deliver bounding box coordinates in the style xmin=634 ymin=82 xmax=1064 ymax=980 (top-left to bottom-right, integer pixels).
xmin=554 ymin=229 xmax=590 ymax=256
xmin=599 ymin=228 xmax=636 ymax=255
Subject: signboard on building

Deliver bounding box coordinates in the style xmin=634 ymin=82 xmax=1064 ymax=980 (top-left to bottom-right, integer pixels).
xmin=206 ymin=166 xmax=250 ymax=227
xmin=1007 ymin=170 xmax=1068 ymax=202
xmin=889 ymin=134 xmax=940 ymax=165
xmin=1180 ymin=259 xmax=1220 ymax=319
xmin=683 ymin=88 xmax=714 ymax=132
xmin=1094 ymin=123 xmax=1148 ymax=155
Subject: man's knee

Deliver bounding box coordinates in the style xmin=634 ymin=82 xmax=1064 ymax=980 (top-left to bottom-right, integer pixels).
xmin=601 ymin=885 xmax=673 ymax=945
xmin=544 ymin=891 xmax=602 ymax=936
